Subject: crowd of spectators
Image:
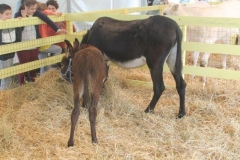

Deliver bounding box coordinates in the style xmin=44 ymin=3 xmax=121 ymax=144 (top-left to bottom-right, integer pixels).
xmin=0 ymin=0 xmax=70 ymax=90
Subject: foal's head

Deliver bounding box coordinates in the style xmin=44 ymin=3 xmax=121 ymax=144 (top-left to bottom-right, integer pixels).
xmin=60 ymin=38 xmax=80 ymax=83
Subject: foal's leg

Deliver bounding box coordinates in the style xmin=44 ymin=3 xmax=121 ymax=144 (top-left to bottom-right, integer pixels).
xmin=68 ymin=90 xmax=81 ymax=147
xmin=89 ymin=92 xmax=100 ymax=143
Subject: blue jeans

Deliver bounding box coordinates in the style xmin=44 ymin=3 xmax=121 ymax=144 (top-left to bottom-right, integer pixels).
xmin=0 ymin=58 xmax=13 ymax=90
xmin=38 ymin=45 xmax=62 ymax=75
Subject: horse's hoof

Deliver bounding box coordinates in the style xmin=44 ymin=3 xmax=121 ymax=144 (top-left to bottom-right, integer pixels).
xmin=144 ymin=109 xmax=154 ymax=113
xmin=177 ymin=113 xmax=186 ymax=119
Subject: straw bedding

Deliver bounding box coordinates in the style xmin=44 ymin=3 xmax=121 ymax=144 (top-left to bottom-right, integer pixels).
xmin=0 ymin=59 xmax=240 ymax=159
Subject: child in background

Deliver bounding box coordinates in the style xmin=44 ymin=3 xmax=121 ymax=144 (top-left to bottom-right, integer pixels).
xmin=0 ymin=4 xmax=20 ymax=90
xmin=46 ymin=0 xmax=76 ymax=53
xmin=37 ymin=2 xmax=62 ymax=75
xmin=14 ymin=0 xmax=67 ymax=85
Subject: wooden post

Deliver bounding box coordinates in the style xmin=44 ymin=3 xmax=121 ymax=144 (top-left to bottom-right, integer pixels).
xmin=66 ymin=20 xmax=73 ymax=35
xmin=123 ymin=8 xmax=129 ymax=15
xmin=181 ymin=25 xmax=187 ymax=78
xmin=65 ymin=14 xmax=74 ymax=49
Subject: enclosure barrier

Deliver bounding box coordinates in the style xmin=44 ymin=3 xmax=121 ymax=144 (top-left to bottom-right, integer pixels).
xmin=0 ymin=4 xmax=240 ymax=83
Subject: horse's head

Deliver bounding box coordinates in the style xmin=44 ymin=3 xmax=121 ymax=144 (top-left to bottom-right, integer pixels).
xmin=60 ymin=38 xmax=80 ymax=83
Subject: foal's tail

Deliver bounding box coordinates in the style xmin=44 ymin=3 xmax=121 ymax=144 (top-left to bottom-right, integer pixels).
xmin=175 ymin=26 xmax=183 ymax=81
xmin=83 ymin=74 xmax=91 ymax=108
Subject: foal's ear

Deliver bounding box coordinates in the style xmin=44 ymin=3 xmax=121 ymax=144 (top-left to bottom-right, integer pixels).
xmin=73 ymin=38 xmax=80 ymax=52
xmin=64 ymin=40 xmax=74 ymax=58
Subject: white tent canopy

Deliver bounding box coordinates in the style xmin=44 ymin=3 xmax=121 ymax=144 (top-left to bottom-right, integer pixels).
xmin=70 ymin=0 xmax=147 ymax=13
xmin=4 ymin=0 xmax=223 ymax=14
xmin=5 ymin=0 xmax=148 ymax=15
xmin=69 ymin=0 xmax=148 ymax=31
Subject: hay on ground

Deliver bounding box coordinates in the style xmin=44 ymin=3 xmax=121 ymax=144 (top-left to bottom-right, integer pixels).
xmin=0 ymin=65 xmax=240 ymax=159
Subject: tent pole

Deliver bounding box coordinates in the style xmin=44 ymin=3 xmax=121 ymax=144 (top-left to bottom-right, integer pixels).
xmin=67 ymin=0 xmax=71 ymax=13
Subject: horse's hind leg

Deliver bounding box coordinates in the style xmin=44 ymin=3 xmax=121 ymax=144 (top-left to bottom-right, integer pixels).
xmin=144 ymin=66 xmax=165 ymax=113
xmin=166 ymin=50 xmax=186 ymax=118
xmin=172 ymin=73 xmax=186 ymax=118
xmin=89 ymin=92 xmax=100 ymax=143
xmin=68 ymin=90 xmax=81 ymax=147
xmin=68 ymin=95 xmax=80 ymax=147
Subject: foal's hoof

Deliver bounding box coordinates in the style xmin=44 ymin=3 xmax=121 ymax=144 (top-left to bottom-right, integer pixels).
xmin=68 ymin=141 xmax=74 ymax=147
xmin=92 ymin=140 xmax=98 ymax=144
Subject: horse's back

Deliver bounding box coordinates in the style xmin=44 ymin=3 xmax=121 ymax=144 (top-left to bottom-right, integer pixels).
xmin=91 ymin=16 xmax=179 ymax=43
xmin=72 ymin=46 xmax=106 ymax=91
xmin=87 ymin=16 xmax=180 ymax=63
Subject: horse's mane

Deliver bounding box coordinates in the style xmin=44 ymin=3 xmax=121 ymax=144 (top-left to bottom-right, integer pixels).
xmin=79 ymin=44 xmax=93 ymax=50
xmin=81 ymin=30 xmax=90 ymax=44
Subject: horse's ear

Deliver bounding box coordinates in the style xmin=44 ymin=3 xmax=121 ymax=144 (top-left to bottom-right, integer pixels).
xmin=64 ymin=40 xmax=72 ymax=48
xmin=75 ymin=38 xmax=79 ymax=44
xmin=64 ymin=40 xmax=74 ymax=58
xmin=171 ymin=4 xmax=179 ymax=12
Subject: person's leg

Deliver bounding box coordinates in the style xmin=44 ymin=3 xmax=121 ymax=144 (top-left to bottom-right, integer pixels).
xmin=43 ymin=45 xmax=62 ymax=71
xmin=29 ymin=49 xmax=39 ymax=82
xmin=0 ymin=58 xmax=13 ymax=90
xmin=47 ymin=45 xmax=62 ymax=56
xmin=49 ymin=45 xmax=63 ymax=68
xmin=17 ymin=51 xmax=30 ymax=85
xmin=23 ymin=50 xmax=32 ymax=82
xmin=53 ymin=44 xmax=65 ymax=68
xmin=38 ymin=49 xmax=49 ymax=75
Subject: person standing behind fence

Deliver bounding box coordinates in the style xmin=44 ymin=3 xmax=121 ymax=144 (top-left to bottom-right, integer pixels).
xmin=37 ymin=2 xmax=62 ymax=75
xmin=14 ymin=0 xmax=67 ymax=85
xmin=146 ymin=0 xmax=169 ymax=15
xmin=46 ymin=0 xmax=76 ymax=53
xmin=0 ymin=4 xmax=21 ymax=90
xmin=16 ymin=0 xmax=21 ymax=12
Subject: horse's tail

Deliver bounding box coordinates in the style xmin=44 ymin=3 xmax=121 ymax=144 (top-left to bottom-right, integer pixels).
xmin=175 ymin=26 xmax=183 ymax=81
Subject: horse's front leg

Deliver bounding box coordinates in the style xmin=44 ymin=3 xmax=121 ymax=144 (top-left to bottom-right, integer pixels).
xmin=144 ymin=67 xmax=165 ymax=113
xmin=103 ymin=59 xmax=110 ymax=84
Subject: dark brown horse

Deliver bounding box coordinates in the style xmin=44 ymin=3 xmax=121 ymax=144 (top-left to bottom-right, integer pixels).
xmin=81 ymin=16 xmax=186 ymax=118
xmin=61 ymin=38 xmax=107 ymax=146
